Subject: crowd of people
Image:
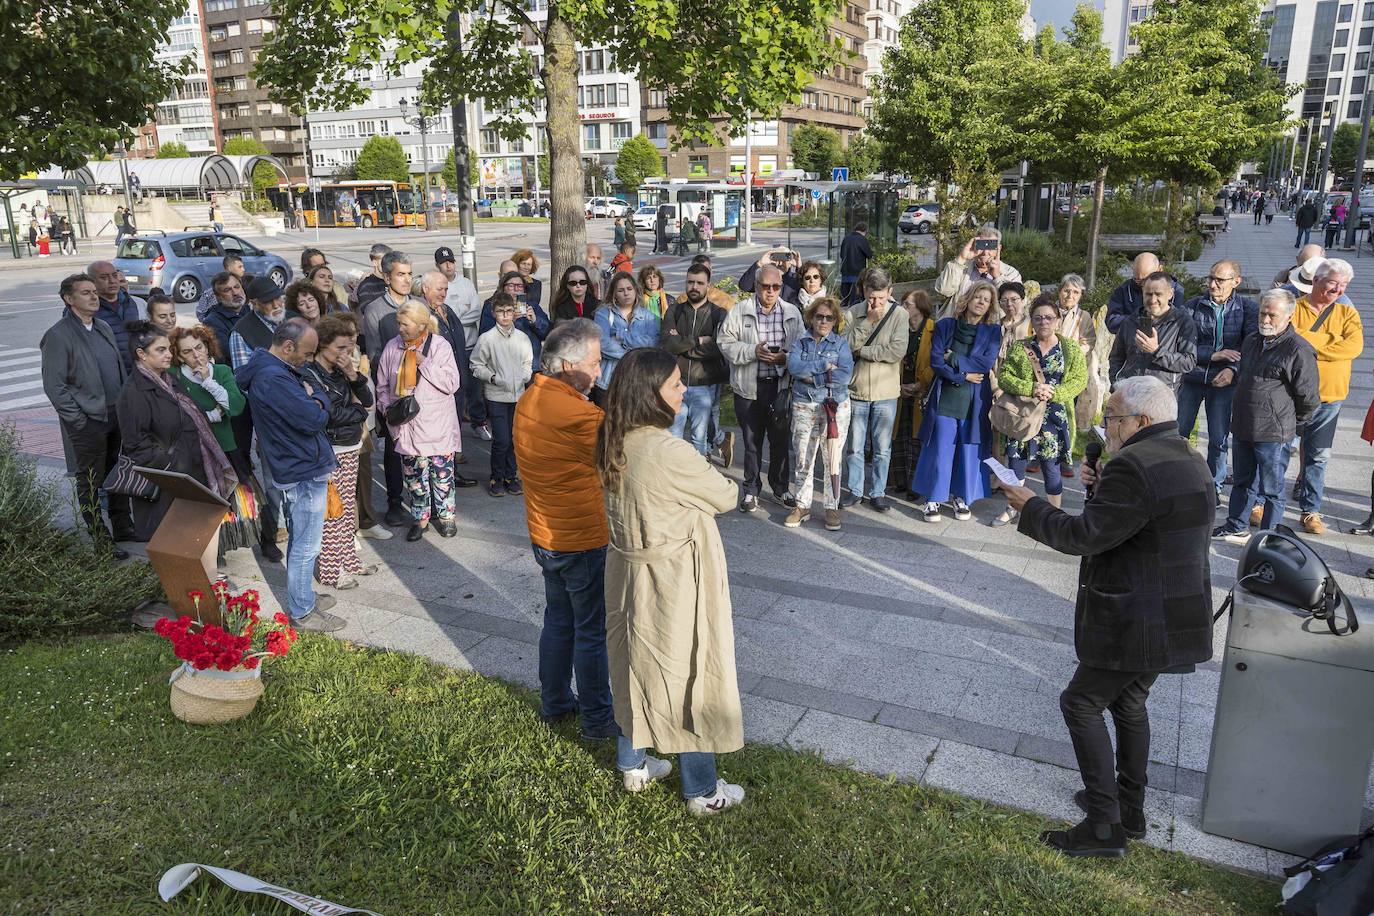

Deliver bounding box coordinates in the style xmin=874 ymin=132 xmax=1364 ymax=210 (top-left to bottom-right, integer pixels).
xmin=35 ymin=212 xmax=1369 ymax=824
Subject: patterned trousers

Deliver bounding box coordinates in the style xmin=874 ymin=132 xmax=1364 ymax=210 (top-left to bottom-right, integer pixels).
xmin=789 ymin=399 xmax=851 ymax=511
xmin=317 ymin=449 xmax=365 ymax=587
xmin=402 ymin=453 xmax=456 ymax=524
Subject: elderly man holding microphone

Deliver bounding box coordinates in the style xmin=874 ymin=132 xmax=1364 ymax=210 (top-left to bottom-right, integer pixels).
xmin=1001 ymin=376 xmax=1215 ymax=858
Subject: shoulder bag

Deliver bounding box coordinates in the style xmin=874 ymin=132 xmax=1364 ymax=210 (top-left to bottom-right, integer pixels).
xmin=383 ymin=334 xmax=432 ymax=428
xmin=989 ymin=342 xmax=1049 ymax=441
xmin=102 ymin=454 xmax=159 ymax=502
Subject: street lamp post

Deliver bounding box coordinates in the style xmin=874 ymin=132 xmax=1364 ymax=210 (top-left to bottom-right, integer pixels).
xmin=399 ymin=97 xmax=435 ymax=231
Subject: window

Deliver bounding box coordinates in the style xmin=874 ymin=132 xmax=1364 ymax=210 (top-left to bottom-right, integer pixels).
xmin=226 ymin=22 xmax=240 ymax=36
xmin=480 ymin=129 xmax=500 ymax=154
xmin=582 ymin=50 xmax=604 ymax=74
xmin=1362 ymin=26 xmax=1373 ymax=44
xmin=1351 ymin=99 xmax=1364 ymax=118
xmin=1366 ymin=2 xmax=1374 ymax=19
xmin=1337 ymin=28 xmax=1350 ymax=46
xmin=1360 ymin=51 xmax=1371 ymax=69
xmin=510 ymin=136 xmax=525 ymax=153
xmin=338 ymin=122 xmax=356 ymax=138
xmin=647 ymin=122 xmax=667 ymax=140
xmin=204 ymin=0 xmax=237 ymax=10
xmin=230 ymin=48 xmax=244 ymax=64
xmin=314 ymin=152 xmax=327 ymax=167
xmin=583 ymin=123 xmax=601 ymax=149
xmin=359 ymin=120 xmax=375 ymax=136
xmin=1340 ymin=3 xmax=1354 ymax=22
xmin=311 ymin=124 xmax=321 ymax=139
xmin=687 ymin=155 xmax=709 ymax=177
xmin=211 ymin=53 xmax=229 ymax=67
xmin=209 ymin=27 xmax=226 ymax=41
xmin=323 ymin=123 xmax=336 ymax=139
xmin=1333 ymin=53 xmax=1347 ymax=70
xmin=648 ymin=89 xmax=666 ymax=108
xmin=612 ymin=121 xmax=633 ymax=140
xmin=1329 ymin=77 xmax=1343 ymax=94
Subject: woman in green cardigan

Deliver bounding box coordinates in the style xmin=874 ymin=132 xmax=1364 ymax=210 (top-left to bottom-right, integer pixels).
xmin=170 ymin=325 xmax=260 ymax=554
xmin=990 ymin=295 xmax=1087 ymax=526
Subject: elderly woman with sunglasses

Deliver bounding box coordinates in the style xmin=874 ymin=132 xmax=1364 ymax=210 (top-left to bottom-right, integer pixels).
xmin=784 ymin=297 xmax=854 ymax=531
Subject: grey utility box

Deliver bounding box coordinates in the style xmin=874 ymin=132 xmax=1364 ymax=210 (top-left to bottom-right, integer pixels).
xmin=1201 ymin=588 xmax=1374 ymax=856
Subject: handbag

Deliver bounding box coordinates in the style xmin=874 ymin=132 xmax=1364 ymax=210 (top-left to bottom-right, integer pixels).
xmin=989 ymin=342 xmax=1049 ymax=441
xmin=383 ymin=334 xmax=432 ymax=428
xmin=102 ymin=454 xmax=159 ymax=502
xmin=325 ymin=479 xmax=344 ymax=521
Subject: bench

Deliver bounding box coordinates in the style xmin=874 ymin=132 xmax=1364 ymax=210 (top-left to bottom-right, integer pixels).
xmin=1195 ymin=215 xmax=1228 ymax=245
xmin=1099 ymin=233 xmax=1166 ymax=254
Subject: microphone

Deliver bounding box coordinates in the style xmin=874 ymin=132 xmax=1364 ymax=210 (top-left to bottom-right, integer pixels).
xmin=1084 ymin=441 xmax=1103 ymax=502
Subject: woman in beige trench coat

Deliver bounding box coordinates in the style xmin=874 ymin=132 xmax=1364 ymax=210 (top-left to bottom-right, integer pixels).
xmin=596 ymin=348 xmax=746 ymax=816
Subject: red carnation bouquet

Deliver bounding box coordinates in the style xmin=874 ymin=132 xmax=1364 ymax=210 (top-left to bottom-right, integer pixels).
xmin=153 ymin=579 xmax=298 ymax=672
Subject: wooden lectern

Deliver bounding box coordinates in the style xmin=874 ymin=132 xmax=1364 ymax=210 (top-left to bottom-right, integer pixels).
xmin=136 ymin=467 xmax=231 ymax=626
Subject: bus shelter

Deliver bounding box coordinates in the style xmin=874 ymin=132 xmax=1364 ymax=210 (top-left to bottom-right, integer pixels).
xmin=781 ymin=179 xmax=905 ymax=260
xmin=0 ymin=179 xmax=89 ymax=259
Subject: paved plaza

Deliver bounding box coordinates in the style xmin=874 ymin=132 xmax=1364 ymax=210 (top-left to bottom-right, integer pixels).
xmin=11 ymin=213 xmax=1374 ymax=876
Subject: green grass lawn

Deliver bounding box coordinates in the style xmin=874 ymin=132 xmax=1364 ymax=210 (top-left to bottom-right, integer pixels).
xmin=0 ymin=635 xmax=1274 ymax=914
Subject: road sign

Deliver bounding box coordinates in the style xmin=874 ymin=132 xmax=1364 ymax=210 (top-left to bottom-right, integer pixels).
xmin=811 ymin=189 xmax=823 ymax=200
xmin=831 ymin=167 xmax=849 ymax=181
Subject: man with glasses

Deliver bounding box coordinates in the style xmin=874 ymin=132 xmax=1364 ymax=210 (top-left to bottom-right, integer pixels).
xmin=1004 ymin=375 xmax=1215 ymax=858
xmin=1213 ymin=289 xmax=1319 ymax=543
xmin=1176 ymin=259 xmax=1256 ymax=500
xmin=719 ymin=264 xmax=804 ymax=511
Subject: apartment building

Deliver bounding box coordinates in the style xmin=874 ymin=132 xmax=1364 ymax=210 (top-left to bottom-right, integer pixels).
xmin=202 ymin=0 xmax=306 ymax=177
xmin=154 ymin=3 xmax=217 ymax=154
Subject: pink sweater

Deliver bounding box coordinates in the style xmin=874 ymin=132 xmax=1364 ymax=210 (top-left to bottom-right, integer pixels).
xmin=375 ymin=333 xmax=462 ymax=457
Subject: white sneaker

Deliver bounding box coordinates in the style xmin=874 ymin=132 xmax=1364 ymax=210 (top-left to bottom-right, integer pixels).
xmin=621 ymin=755 xmax=672 ymax=793
xmin=473 ymin=424 xmax=493 ymax=441
xmin=358 ymin=525 xmax=393 ymax=540
xmin=922 ymin=502 xmax=942 ymax=523
xmin=687 ymin=779 xmax=746 ymax=816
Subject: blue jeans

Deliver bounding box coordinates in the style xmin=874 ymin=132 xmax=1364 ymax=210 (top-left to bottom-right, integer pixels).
xmin=1176 ymin=381 xmax=1237 ymax=491
xmin=1285 ymin=400 xmax=1342 ymax=514
xmin=844 ymin=398 xmax=897 ymax=499
xmin=669 ymin=384 xmax=717 ymax=454
xmin=487 ymin=400 xmax=517 ymax=480
xmin=617 ymin=737 xmax=718 ymax=798
xmin=1295 ymin=226 xmax=1312 ymax=248
xmin=532 ymin=544 xmax=615 ymax=732
xmin=1226 ymin=440 xmax=1287 ymax=531
xmin=278 ymin=477 xmax=328 ymax=619
xmin=1009 ymin=453 xmax=1064 ymax=496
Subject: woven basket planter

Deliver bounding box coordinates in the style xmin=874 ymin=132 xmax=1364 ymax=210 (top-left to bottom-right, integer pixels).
xmin=169 ymin=664 xmax=264 ymax=725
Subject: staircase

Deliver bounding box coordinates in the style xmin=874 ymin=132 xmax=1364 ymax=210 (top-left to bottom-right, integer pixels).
xmin=168 ymin=199 xmax=262 ymax=236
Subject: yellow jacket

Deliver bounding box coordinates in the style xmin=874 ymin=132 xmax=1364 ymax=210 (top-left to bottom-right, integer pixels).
xmin=1293 ymin=295 xmax=1364 ymax=402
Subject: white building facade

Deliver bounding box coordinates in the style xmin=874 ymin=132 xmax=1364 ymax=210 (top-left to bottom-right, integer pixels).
xmin=154 ymin=2 xmax=217 ymax=154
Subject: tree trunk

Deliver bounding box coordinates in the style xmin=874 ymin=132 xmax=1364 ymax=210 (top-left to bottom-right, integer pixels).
xmin=933 ymin=181 xmax=951 ymax=271
xmin=1086 ymin=165 xmax=1108 ymax=289
xmin=1065 ymin=180 xmax=1077 ymax=247
xmin=542 ymin=7 xmax=585 ymax=291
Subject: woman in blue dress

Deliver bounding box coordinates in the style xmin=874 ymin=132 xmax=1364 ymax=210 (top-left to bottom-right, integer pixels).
xmin=911 ymin=281 xmax=1003 ymax=523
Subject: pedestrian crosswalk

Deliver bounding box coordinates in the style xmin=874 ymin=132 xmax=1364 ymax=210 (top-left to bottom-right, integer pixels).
xmin=0 ymin=345 xmax=51 ymax=413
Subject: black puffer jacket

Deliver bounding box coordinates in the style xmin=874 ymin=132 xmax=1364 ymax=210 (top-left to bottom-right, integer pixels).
xmin=1229 ymin=326 xmax=1320 ymax=443
xmin=1108 ymin=306 xmax=1198 ymax=393
xmin=301 ymin=361 xmax=373 ymax=447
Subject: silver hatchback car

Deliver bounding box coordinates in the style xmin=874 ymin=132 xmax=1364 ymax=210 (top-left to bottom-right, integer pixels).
xmin=113 ymin=228 xmax=293 ymax=303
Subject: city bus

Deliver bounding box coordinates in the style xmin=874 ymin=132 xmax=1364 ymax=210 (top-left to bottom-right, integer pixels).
xmin=268 ymin=180 xmax=423 ymax=228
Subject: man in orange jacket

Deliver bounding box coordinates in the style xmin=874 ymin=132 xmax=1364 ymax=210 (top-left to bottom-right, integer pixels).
xmin=1288 ymin=257 xmax=1364 ymax=535
xmin=513 ymin=318 xmax=618 ymax=740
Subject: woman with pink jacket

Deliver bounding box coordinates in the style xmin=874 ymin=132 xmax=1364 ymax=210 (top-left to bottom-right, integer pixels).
xmin=375 ymin=300 xmax=463 ymax=542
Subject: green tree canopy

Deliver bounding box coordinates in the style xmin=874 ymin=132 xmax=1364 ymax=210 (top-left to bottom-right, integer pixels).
xmin=155 ymin=141 xmax=190 ymax=159
xmin=842 ymin=132 xmax=882 ymax=179
xmin=613 ymin=134 xmax=663 ymax=195
xmin=223 ymin=136 xmax=280 ymax=193
xmin=868 ymin=0 xmax=1027 ymax=259
xmin=355 ymin=136 xmax=409 ymax=184
xmin=0 ymin=0 xmax=184 ymax=178
xmin=790 ymin=124 xmax=843 ymax=177
xmin=1330 ymin=122 xmax=1362 ymax=182
xmin=441 ymin=148 xmax=480 ymax=189
xmin=255 ymin=0 xmax=844 ymax=282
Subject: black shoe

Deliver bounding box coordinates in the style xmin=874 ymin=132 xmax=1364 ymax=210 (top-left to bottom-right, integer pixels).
xmin=112 ymin=526 xmax=137 ymax=543
xmin=773 ymin=489 xmax=795 ymax=508
xmin=1353 ymin=515 xmax=1374 ymax=536
xmin=259 ymin=541 xmax=284 ymax=563
xmin=1039 ymin=818 xmax=1128 ymax=858
xmin=838 ymin=492 xmax=860 ymax=509
xmin=487 ymin=480 xmax=505 ymax=497
xmin=868 ymin=495 xmax=891 ymax=513
xmin=453 ymin=473 xmax=479 ymax=488
xmin=1074 ymin=790 xmax=1146 ymax=839
xmin=581 ymin=722 xmax=619 ymax=741
xmin=406 ymin=524 xmax=426 ymax=542
xmin=435 ymin=520 xmax=457 ymax=538
xmin=739 ymin=494 xmax=759 ymax=513
xmin=384 ymin=506 xmax=411 ymax=527
xmin=112 ymin=546 xmax=130 ymax=561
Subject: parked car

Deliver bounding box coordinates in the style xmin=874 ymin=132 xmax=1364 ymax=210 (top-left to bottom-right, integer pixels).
xmin=631 ymin=205 xmax=658 ymax=231
xmin=898 ymin=202 xmax=938 ymax=234
xmin=113 ymin=228 xmax=293 ymax=303
xmin=1056 ymin=198 xmax=1082 ymax=216
xmin=585 ymin=196 xmax=630 ymax=218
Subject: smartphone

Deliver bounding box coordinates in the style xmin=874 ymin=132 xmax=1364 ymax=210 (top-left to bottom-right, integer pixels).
xmin=1137 ymin=313 xmax=1154 ymax=334
xmin=767 ymin=345 xmax=783 ymax=354
xmin=973 ymin=239 xmax=998 ymax=251
xmin=770 ymin=252 xmax=790 ymax=267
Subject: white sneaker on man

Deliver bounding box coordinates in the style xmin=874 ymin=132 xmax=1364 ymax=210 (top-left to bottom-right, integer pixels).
xmin=687 ymin=779 xmax=746 ymax=816
xmin=358 ymin=525 xmax=392 ymax=540
xmin=621 ymin=755 xmax=673 ymax=792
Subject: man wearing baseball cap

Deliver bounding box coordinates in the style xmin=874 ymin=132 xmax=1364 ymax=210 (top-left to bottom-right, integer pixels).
xmin=436 ymin=246 xmax=486 ymax=442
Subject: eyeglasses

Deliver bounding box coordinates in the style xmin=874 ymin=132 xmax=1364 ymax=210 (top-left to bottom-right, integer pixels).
xmin=803 ymin=273 xmax=822 ymax=281
xmin=758 ymin=283 xmax=782 ymax=291
xmin=1206 ymin=275 xmax=1239 ymax=284
xmin=567 ymin=279 xmax=588 ymax=287
xmin=494 ymin=308 xmax=517 ymax=315
xmin=1102 ymin=412 xmax=1142 ymax=425
xmin=1031 ymin=313 xmax=1058 ymax=322
xmin=813 ymin=314 xmax=836 ymax=322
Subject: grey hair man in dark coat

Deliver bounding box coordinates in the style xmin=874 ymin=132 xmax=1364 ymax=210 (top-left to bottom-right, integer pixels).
xmin=1004 ymin=375 xmax=1215 ymax=857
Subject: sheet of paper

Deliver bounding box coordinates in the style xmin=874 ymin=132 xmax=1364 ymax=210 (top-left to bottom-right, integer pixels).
xmin=1093 ymin=425 xmax=1107 ymax=442
xmin=983 ymin=457 xmax=1022 ymax=488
